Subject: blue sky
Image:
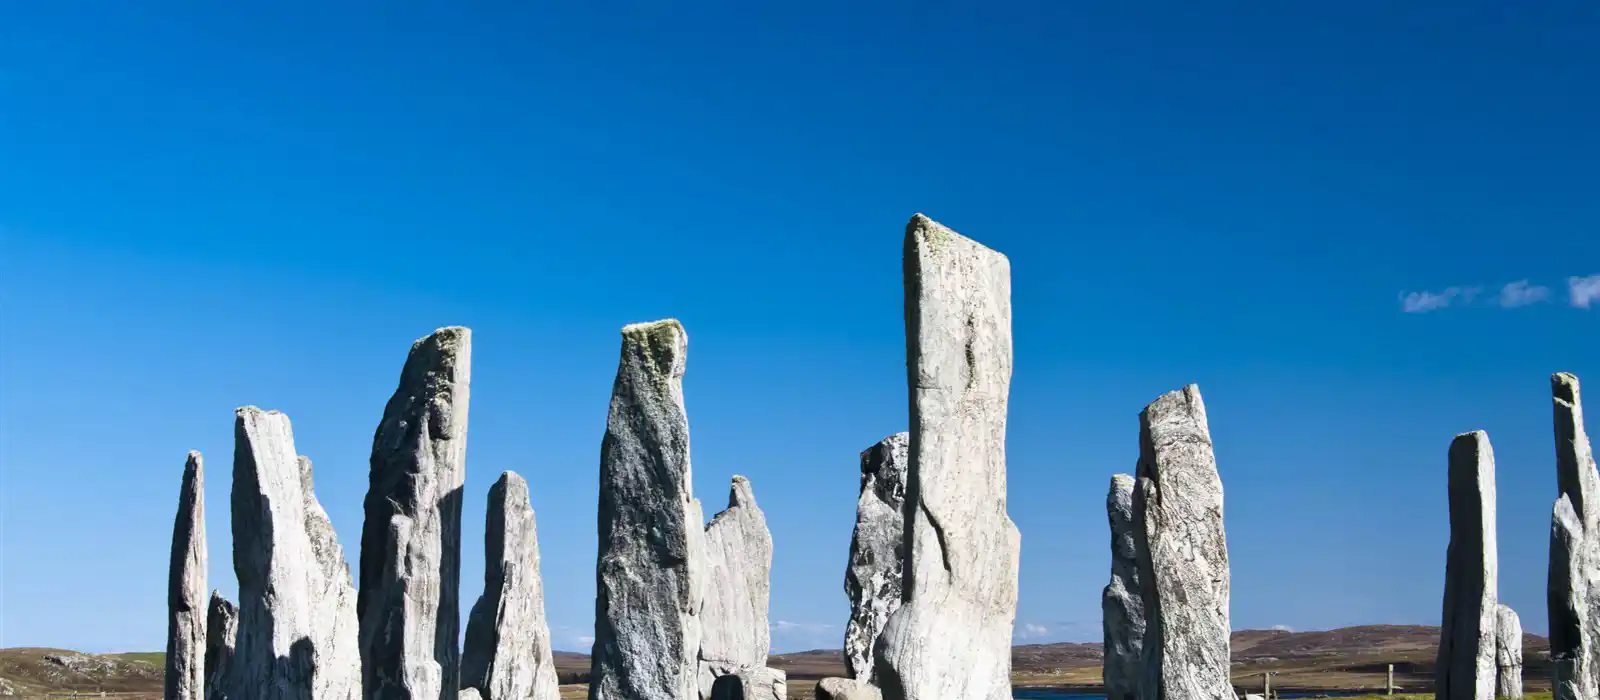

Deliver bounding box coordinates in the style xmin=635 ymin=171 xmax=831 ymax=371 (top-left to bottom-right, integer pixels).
xmin=2 ymin=1 xmax=1598 ymax=654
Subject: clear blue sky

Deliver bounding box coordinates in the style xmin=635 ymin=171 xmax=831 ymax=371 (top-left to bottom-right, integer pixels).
xmin=2 ymin=1 xmax=1598 ymax=654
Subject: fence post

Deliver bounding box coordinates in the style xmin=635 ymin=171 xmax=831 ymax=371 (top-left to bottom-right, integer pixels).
xmin=1387 ymin=663 xmax=1395 ymax=695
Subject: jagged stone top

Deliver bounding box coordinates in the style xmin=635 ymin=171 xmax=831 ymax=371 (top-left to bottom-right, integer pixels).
xmin=904 ymin=213 xmax=1009 ymax=266
xmin=859 ymin=433 xmax=909 ymax=505
xmin=1140 ymin=385 xmax=1212 ymax=448
xmin=619 ymin=319 xmax=688 ymax=383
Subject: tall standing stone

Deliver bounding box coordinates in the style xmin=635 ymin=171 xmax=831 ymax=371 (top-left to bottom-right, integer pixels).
xmin=1133 ymin=385 xmax=1231 ymax=700
xmin=167 ymin=451 xmax=207 ymax=700
xmin=1496 ymin=604 xmax=1524 ymax=700
xmin=359 ymin=327 xmax=472 ymax=700
xmin=875 ymin=214 xmax=1019 ymax=700
xmin=1437 ymin=431 xmax=1499 ymax=700
xmin=205 ymin=592 xmax=238 ymax=700
xmin=590 ymin=319 xmax=707 ymax=700
xmin=1102 ymin=473 xmax=1145 ymax=700
xmin=1551 ymin=372 xmax=1600 ymax=700
xmin=698 ymin=476 xmax=774 ymax=697
xmin=843 ymin=433 xmax=909 ymax=682
xmin=230 ymin=407 xmax=360 ymax=700
xmin=461 ymin=471 xmax=559 ymax=700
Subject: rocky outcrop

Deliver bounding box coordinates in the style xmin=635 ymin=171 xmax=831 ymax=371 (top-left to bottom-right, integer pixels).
xmin=205 ymin=592 xmax=237 ymax=700
xmin=1551 ymin=372 xmax=1600 ymax=700
xmin=815 ymin=679 xmax=881 ymax=700
xmin=698 ymin=477 xmax=773 ymax=698
xmin=230 ymin=407 xmax=361 ymax=700
xmin=359 ymin=327 xmax=472 ymax=700
xmin=1102 ymin=473 xmax=1145 ymax=700
xmin=590 ymin=320 xmax=707 ymax=700
xmin=461 ymin=471 xmax=559 ymax=700
xmin=1437 ymin=431 xmax=1499 ymax=700
xmin=1497 ymin=604 xmax=1524 ymax=700
xmin=843 ymin=433 xmax=908 ymax=682
xmin=707 ymin=668 xmax=785 ymax=700
xmin=1133 ymin=385 xmax=1232 ymax=700
xmin=875 ymin=215 xmax=1019 ymax=700
xmin=167 ymin=451 xmax=207 ymax=700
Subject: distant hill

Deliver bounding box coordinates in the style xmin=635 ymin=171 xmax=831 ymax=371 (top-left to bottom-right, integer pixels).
xmin=0 ymin=625 xmax=1555 ymax=696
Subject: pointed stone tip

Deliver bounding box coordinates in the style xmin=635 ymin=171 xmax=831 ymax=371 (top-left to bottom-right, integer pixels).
xmin=1554 ymin=372 xmax=1581 ymax=403
xmin=496 ymin=469 xmax=528 ymax=490
xmin=185 ymin=450 xmax=202 ymax=468
xmin=729 ymin=475 xmax=756 ymax=507
xmin=416 ymin=325 xmax=471 ymax=346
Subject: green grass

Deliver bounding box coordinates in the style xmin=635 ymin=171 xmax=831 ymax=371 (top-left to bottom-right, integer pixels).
xmin=1339 ymin=694 xmax=1552 ymax=700
xmin=108 ymin=652 xmax=165 ymax=667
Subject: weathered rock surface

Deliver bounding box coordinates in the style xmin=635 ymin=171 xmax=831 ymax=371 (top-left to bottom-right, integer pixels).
xmin=815 ymin=679 xmax=881 ymax=700
xmin=359 ymin=327 xmax=472 ymax=700
xmin=1133 ymin=385 xmax=1232 ymax=700
xmin=1551 ymin=373 xmax=1600 ymax=700
xmin=457 ymin=691 xmax=481 ymax=700
xmin=205 ymin=592 xmax=237 ymax=700
xmin=843 ymin=433 xmax=908 ymax=682
xmin=167 ymin=451 xmax=207 ymax=700
xmin=708 ymin=668 xmax=785 ymax=700
xmin=590 ymin=320 xmax=707 ymax=700
xmin=1437 ymin=431 xmax=1498 ymax=700
xmin=698 ymin=476 xmax=773 ymax=698
xmin=1102 ymin=473 xmax=1145 ymax=700
xmin=230 ymin=406 xmax=361 ymax=700
xmin=875 ymin=214 xmax=1019 ymax=700
xmin=1497 ymin=603 xmax=1524 ymax=700
xmin=461 ymin=471 xmax=559 ymax=700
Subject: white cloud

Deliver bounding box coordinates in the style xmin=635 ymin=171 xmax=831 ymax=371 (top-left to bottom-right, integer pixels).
xmin=1016 ymin=623 xmax=1050 ymax=640
xmin=576 ymin=635 xmax=595 ymax=646
xmin=1401 ymin=286 xmax=1479 ymax=313
xmin=1497 ymin=280 xmax=1550 ymax=308
xmin=1570 ymin=274 xmax=1600 ymax=309
xmin=1270 ymin=624 xmax=1294 ymax=632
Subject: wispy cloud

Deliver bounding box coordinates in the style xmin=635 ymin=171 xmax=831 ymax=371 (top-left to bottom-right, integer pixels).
xmin=1570 ymin=275 xmax=1600 ymax=309
xmin=1497 ymin=280 xmax=1550 ymax=308
xmin=1271 ymin=624 xmax=1295 ymax=632
xmin=1403 ymin=274 xmax=1600 ymax=313
xmin=772 ymin=620 xmax=834 ymax=634
xmin=1401 ymin=286 xmax=1479 ymax=313
xmin=1016 ymin=623 xmax=1050 ymax=640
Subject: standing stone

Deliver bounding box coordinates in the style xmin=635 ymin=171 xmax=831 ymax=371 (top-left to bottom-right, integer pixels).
xmin=359 ymin=327 xmax=472 ymax=700
xmin=1437 ymin=431 xmax=1499 ymax=700
xmin=708 ymin=668 xmax=786 ymax=700
xmin=875 ymin=214 xmax=1019 ymax=700
xmin=1551 ymin=373 xmax=1600 ymax=700
xmin=461 ymin=471 xmax=559 ymax=700
xmin=1496 ymin=604 xmax=1524 ymax=700
xmin=698 ymin=476 xmax=774 ymax=697
xmin=167 ymin=451 xmax=207 ymax=700
xmin=301 ymin=456 xmax=363 ymax=700
xmin=1102 ymin=473 xmax=1145 ymax=700
xmin=1133 ymin=385 xmax=1231 ymax=700
xmin=843 ymin=433 xmax=908 ymax=683
xmin=205 ymin=592 xmax=238 ymax=700
xmin=590 ymin=319 xmax=707 ymax=700
xmin=231 ymin=406 xmax=361 ymax=700
xmin=815 ymin=679 xmax=882 ymax=700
